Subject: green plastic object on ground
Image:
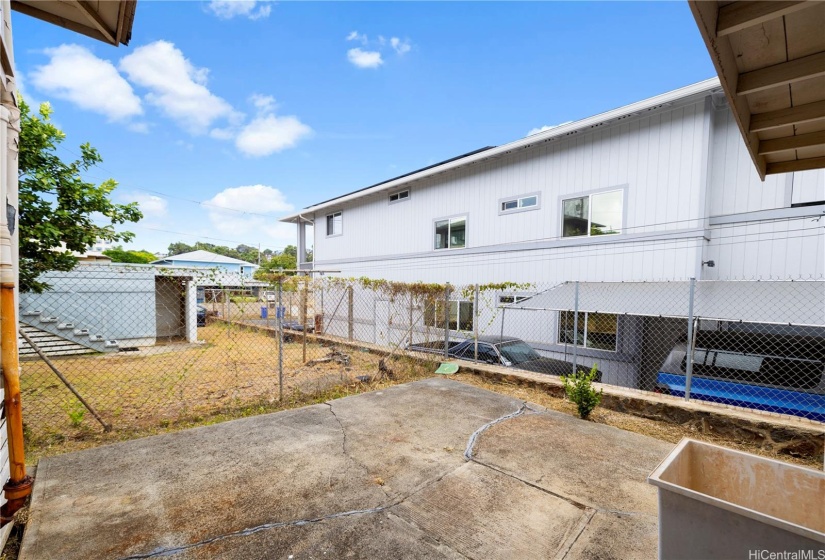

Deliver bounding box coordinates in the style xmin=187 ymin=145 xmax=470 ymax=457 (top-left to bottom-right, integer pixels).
xmin=435 ymin=362 xmax=459 ymax=375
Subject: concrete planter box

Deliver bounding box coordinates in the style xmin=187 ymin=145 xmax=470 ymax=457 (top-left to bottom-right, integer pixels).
xmin=648 ymin=439 xmax=824 ymax=559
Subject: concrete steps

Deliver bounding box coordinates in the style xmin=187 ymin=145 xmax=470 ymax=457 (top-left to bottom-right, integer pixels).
xmin=20 ymin=308 xmax=119 ymax=354
xmin=18 ymin=325 xmax=98 ymax=358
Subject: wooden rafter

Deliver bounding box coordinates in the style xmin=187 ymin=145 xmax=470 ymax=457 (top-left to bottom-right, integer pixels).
xmin=716 ymin=1 xmax=814 ymax=37
xmin=73 ymin=0 xmax=116 ymax=45
xmin=758 ymin=130 xmax=825 ymax=155
xmin=737 ymin=51 xmax=825 ymax=96
xmin=750 ymin=100 xmax=825 ymax=132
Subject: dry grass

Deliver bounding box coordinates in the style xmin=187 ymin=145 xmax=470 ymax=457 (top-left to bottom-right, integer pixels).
xmin=21 ymin=323 xmax=433 ymax=463
xmin=453 ymin=373 xmax=822 ymax=469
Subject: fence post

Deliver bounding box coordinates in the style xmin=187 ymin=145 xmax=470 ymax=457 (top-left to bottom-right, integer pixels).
xmin=278 ymin=277 xmax=284 ymax=401
xmin=572 ymin=281 xmax=579 ymax=376
xmin=347 ymin=286 xmax=354 ymax=341
xmin=409 ymin=292 xmax=414 ymax=347
xmin=684 ymin=277 xmax=696 ymax=401
xmin=301 ymin=279 xmax=308 ymax=363
xmin=474 ymin=284 xmax=480 ymax=361
xmin=443 ymin=283 xmax=451 ymax=359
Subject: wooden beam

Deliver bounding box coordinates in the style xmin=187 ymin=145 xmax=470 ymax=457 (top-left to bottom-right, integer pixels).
xmin=737 ymin=51 xmax=825 ymax=95
xmin=717 ymin=1 xmax=814 ymax=37
xmin=750 ymin=100 xmax=825 ymax=132
xmin=73 ymin=1 xmax=117 ymax=45
xmin=766 ymin=156 xmax=825 ymax=174
xmin=10 ymin=1 xmax=109 ymax=44
xmin=115 ymin=0 xmax=127 ymax=45
xmin=758 ymin=130 xmax=825 ymax=155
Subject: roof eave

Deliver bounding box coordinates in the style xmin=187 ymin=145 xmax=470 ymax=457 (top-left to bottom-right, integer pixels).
xmin=279 ymin=77 xmax=721 ymax=223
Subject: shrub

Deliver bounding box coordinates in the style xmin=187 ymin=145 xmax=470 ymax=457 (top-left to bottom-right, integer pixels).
xmin=562 ymin=364 xmax=603 ymax=419
xmin=67 ymin=400 xmax=86 ymax=427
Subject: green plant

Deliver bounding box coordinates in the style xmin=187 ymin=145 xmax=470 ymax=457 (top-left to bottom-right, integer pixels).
xmin=562 ymin=364 xmax=603 ymax=419
xmin=67 ymin=400 xmax=86 ymax=427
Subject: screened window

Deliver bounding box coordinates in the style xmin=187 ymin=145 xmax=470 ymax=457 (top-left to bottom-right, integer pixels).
xmin=434 ymin=216 xmax=466 ymax=250
xmin=562 ymin=190 xmax=623 ymax=237
xmin=500 ymin=194 xmax=539 ymax=213
xmin=326 ymin=211 xmax=342 ymax=236
xmin=424 ymin=300 xmax=474 ymax=331
xmin=389 ymin=190 xmax=410 ymax=203
xmin=558 ymin=311 xmax=618 ymax=351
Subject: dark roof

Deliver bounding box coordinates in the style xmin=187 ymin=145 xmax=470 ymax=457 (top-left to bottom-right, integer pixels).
xmin=306 ymin=146 xmax=497 ymax=209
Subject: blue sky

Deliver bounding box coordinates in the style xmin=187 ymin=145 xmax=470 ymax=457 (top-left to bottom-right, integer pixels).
xmin=14 ymin=1 xmax=714 ymax=254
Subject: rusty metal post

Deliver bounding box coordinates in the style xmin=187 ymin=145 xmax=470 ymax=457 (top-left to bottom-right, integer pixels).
xmin=301 ymin=280 xmax=308 ymax=363
xmin=278 ymin=277 xmax=284 ymax=401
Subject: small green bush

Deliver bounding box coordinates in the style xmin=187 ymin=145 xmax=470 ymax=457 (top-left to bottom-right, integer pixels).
xmin=67 ymin=400 xmax=86 ymax=427
xmin=562 ymin=364 xmax=603 ymax=419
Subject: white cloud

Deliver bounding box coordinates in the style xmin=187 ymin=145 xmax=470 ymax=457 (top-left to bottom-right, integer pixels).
xmin=527 ymin=122 xmax=573 ymax=136
xmin=125 ymin=192 xmax=168 ymax=223
xmin=346 ymin=31 xmax=368 ymax=44
xmin=127 ymin=122 xmax=150 ymax=134
xmin=390 ymin=37 xmax=411 ymax=55
xmin=207 ymin=1 xmax=271 ymax=20
xmin=347 ymin=48 xmax=383 ymax=69
xmin=205 ymin=185 xmax=297 ymax=245
xmin=30 ymin=44 xmax=142 ymax=122
xmin=119 ymin=41 xmax=239 ymax=134
xmin=235 ymin=114 xmax=312 ymax=157
xmin=249 ymin=93 xmax=276 ymax=112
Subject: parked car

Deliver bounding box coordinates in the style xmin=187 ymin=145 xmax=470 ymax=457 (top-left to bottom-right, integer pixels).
xmin=282 ymin=319 xmax=314 ymax=333
xmin=655 ymin=332 xmax=825 ymax=422
xmin=197 ymin=305 xmax=207 ymax=327
xmin=407 ymin=335 xmax=602 ymax=381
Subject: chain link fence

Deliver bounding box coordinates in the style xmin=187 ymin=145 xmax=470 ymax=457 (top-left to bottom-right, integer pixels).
xmin=19 ymin=263 xmax=825 ymax=445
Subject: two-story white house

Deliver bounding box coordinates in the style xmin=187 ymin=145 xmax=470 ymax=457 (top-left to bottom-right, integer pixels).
xmin=280 ymin=78 xmax=825 ymax=390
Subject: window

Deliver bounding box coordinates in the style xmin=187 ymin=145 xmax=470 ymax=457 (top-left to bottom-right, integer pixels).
xmin=500 ymin=194 xmax=539 ymax=214
xmin=434 ymin=216 xmax=466 ymax=250
xmin=424 ymin=300 xmax=474 ymax=331
xmin=562 ymin=190 xmax=623 ymax=237
xmin=389 ymin=190 xmax=410 ymax=203
xmin=558 ymin=311 xmax=617 ymax=351
xmin=456 ymin=343 xmax=500 ymax=364
xmin=499 ymin=295 xmax=530 ymax=305
xmin=326 ymin=211 xmax=342 ymax=236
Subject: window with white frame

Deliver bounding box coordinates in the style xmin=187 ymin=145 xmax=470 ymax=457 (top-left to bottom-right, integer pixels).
xmin=561 ymin=190 xmax=623 ymax=237
xmin=434 ymin=216 xmax=466 ymax=249
xmin=500 ymin=194 xmax=539 ymax=214
xmin=558 ymin=311 xmax=618 ymax=351
xmin=424 ymin=300 xmax=474 ymax=331
xmin=389 ymin=190 xmax=410 ymax=204
xmin=326 ymin=211 xmax=342 ymax=236
xmin=499 ymin=295 xmax=531 ymax=305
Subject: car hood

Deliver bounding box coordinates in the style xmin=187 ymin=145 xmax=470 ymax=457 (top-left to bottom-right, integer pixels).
xmin=516 ymin=358 xmax=602 ymax=381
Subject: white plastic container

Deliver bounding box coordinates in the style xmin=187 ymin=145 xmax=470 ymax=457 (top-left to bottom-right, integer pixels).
xmin=648 ymin=438 xmax=824 ymax=559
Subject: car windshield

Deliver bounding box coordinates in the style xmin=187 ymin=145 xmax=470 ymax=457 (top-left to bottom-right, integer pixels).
xmin=497 ymin=341 xmax=541 ymax=365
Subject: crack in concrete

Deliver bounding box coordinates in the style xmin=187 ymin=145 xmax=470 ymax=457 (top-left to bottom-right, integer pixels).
xmin=118 ymin=505 xmax=395 ymax=559
xmin=323 ymin=401 xmax=391 ymax=500
xmin=463 ymin=402 xmax=531 ymax=461
xmin=556 ymin=508 xmax=597 ymax=560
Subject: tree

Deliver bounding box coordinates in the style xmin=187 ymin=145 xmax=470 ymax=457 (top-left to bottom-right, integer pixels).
xmin=254 ymin=252 xmax=297 ymax=280
xmin=19 ymin=99 xmax=142 ymax=292
xmin=102 ymin=246 xmax=156 ymax=264
xmin=167 ymin=242 xmax=194 ymax=256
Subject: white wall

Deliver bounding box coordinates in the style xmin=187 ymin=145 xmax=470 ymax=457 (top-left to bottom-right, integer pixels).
xmin=314 ymin=99 xmax=709 ymax=284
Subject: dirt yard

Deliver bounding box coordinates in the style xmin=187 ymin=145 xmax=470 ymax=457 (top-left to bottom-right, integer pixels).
xmin=21 ymin=323 xmax=432 ymax=460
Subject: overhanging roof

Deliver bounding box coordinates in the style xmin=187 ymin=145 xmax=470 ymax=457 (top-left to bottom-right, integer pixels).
xmin=12 ymin=0 xmax=137 ymax=46
xmin=281 ymin=78 xmax=720 ymax=223
xmin=690 ymin=1 xmax=825 ymax=179
xmin=507 ymin=281 xmax=825 ymax=327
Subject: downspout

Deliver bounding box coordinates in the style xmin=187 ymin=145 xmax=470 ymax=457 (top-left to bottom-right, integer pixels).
xmin=0 ymin=100 xmax=32 ymax=526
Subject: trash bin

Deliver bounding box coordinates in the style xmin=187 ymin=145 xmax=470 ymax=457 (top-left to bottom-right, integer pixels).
xmin=260 ymin=306 xmax=268 ymax=319
xmin=648 ymin=438 xmax=824 ymax=559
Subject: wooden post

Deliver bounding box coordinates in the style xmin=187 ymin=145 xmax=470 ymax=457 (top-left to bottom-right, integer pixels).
xmin=347 ymin=286 xmax=354 ymax=341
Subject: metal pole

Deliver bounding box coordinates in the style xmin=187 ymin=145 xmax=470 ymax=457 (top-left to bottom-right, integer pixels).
xmin=572 ymin=281 xmax=580 ymax=376
xmin=347 ymin=286 xmax=354 ymax=341
xmin=684 ymin=277 xmax=697 ymax=401
xmin=443 ymin=283 xmax=450 ymax=359
xmin=301 ymin=280 xmax=308 ymax=363
xmin=278 ymin=277 xmax=284 ymax=401
xmin=474 ymin=285 xmax=480 ymax=361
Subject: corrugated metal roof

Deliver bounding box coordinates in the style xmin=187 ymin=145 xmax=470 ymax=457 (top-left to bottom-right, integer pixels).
xmin=507 ymin=281 xmax=825 ymax=327
xmin=152 ymin=250 xmax=257 ymax=267
xmin=280 ymin=78 xmax=721 ymax=223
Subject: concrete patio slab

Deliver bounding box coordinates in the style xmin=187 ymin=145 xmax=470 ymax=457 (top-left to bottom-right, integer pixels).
xmin=21 ymin=378 xmax=674 ymax=560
